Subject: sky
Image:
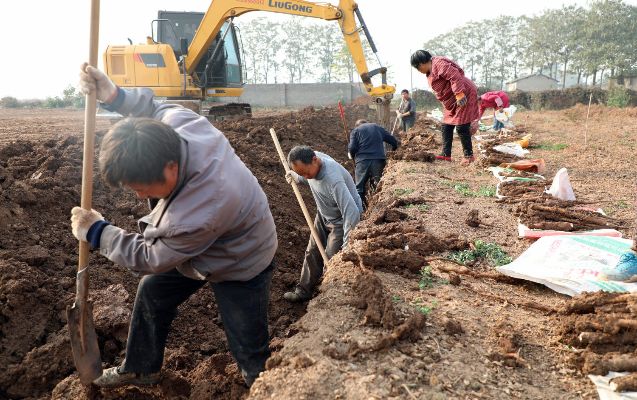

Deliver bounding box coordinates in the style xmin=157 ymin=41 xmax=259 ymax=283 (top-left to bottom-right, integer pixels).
xmin=2 ymin=0 xmax=636 ymax=99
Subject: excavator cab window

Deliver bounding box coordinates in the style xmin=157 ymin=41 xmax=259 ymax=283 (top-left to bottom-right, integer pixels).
xmin=157 ymin=11 xmax=205 ymax=58
xmin=223 ymin=25 xmax=242 ymax=85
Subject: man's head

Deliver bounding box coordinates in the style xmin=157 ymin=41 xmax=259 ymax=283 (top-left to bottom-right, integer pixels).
xmin=99 ymin=118 xmax=182 ymax=199
xmin=410 ymin=50 xmax=432 ymax=74
xmin=401 ymin=89 xmax=410 ymax=101
xmin=355 ymin=119 xmax=368 ymax=127
xmin=287 ymin=145 xmax=322 ymax=179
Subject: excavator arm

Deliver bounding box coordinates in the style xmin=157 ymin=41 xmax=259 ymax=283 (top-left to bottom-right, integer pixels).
xmin=186 ymin=0 xmax=395 ymax=125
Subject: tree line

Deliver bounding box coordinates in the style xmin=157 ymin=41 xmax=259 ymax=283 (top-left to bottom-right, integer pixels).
xmin=236 ymin=17 xmax=379 ymax=84
xmin=422 ymin=0 xmax=637 ymax=90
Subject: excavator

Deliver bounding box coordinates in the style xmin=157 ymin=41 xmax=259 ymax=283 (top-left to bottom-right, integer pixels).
xmin=103 ymin=0 xmax=395 ymax=126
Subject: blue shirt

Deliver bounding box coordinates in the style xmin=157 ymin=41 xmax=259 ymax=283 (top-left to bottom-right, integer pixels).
xmin=348 ymin=123 xmax=398 ymax=162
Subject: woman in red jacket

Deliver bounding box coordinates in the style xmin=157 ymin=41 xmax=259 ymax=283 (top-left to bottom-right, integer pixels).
xmin=479 ymin=91 xmax=510 ymax=132
xmin=411 ymin=50 xmax=479 ymax=165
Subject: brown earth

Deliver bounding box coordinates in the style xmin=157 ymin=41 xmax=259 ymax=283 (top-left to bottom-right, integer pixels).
xmin=0 ymin=103 xmax=635 ymax=399
xmin=0 ymin=105 xmax=370 ymax=400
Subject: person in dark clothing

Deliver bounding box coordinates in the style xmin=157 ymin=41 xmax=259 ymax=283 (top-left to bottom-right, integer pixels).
xmin=347 ymin=119 xmax=398 ymax=207
xmin=397 ymin=89 xmax=417 ymax=132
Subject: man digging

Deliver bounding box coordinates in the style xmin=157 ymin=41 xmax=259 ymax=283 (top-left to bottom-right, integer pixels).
xmin=71 ymin=64 xmax=277 ymax=388
xmin=283 ymin=146 xmax=363 ymax=302
xmin=348 ymin=119 xmax=398 ymax=208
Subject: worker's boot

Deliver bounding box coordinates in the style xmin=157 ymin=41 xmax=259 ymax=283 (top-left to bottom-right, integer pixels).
xmin=283 ymin=288 xmax=310 ymax=303
xmin=435 ymin=155 xmax=452 ymax=162
xmin=93 ymin=366 xmax=160 ymax=388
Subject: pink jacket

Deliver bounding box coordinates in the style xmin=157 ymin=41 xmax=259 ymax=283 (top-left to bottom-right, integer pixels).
xmin=479 ymin=91 xmax=510 ymax=116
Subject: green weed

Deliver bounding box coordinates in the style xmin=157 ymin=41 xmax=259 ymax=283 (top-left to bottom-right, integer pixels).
xmin=394 ymin=188 xmax=414 ymax=197
xmin=391 ymin=295 xmax=402 ymax=303
xmin=419 ymin=266 xmax=435 ymax=289
xmin=445 ymin=182 xmax=496 ymax=197
xmin=447 ymin=240 xmax=513 ymax=267
xmin=532 ymin=142 xmax=569 ymax=151
xmin=412 ymin=299 xmax=438 ymax=316
xmin=403 ymin=203 xmax=430 ymax=212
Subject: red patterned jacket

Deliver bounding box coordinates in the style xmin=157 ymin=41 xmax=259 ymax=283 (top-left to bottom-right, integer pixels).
xmin=427 ymin=57 xmax=479 ymax=125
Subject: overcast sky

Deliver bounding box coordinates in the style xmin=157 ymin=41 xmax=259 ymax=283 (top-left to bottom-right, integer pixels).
xmin=3 ymin=0 xmax=635 ymax=99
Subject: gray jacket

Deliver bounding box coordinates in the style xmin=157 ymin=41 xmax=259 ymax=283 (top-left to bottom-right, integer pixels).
xmin=292 ymin=152 xmax=362 ymax=247
xmin=99 ymin=88 xmax=277 ymax=282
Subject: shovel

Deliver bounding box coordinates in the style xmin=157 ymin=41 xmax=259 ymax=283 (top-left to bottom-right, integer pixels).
xmin=270 ymin=128 xmax=329 ymax=265
xmin=67 ymin=0 xmax=103 ymax=385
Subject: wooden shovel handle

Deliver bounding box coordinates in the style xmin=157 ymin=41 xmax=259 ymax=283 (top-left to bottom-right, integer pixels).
xmin=78 ymin=0 xmax=101 ymax=274
xmin=270 ymin=129 xmax=329 ymax=265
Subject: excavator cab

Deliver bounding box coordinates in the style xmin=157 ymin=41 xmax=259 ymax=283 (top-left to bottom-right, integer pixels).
xmin=156 ymin=11 xmax=243 ymax=92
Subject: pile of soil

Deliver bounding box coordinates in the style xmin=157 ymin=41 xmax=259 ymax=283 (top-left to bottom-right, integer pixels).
xmin=0 ymin=104 xmax=369 ymax=399
xmin=392 ymin=116 xmax=439 ymax=162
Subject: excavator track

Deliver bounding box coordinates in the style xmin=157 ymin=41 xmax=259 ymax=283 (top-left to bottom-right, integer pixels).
xmin=206 ymin=103 xmax=252 ymax=122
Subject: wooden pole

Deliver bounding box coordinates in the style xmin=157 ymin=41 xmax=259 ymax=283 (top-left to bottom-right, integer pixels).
xmin=270 ymin=128 xmax=329 ymax=265
xmin=584 ymin=92 xmax=593 ymax=147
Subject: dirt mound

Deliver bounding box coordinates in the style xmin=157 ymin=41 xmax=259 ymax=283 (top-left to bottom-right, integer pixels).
xmin=0 ymin=105 xmax=369 ymax=399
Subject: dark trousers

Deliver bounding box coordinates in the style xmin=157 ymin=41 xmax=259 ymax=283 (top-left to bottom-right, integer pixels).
xmin=401 ymin=117 xmax=415 ymax=132
xmin=297 ymin=214 xmax=343 ymax=297
xmin=441 ymin=123 xmax=473 ymax=157
xmin=121 ymin=262 xmax=274 ymax=386
xmin=355 ymin=159 xmax=386 ymax=208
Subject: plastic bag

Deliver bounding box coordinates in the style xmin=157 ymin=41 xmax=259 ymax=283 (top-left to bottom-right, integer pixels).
xmin=546 ymin=168 xmax=576 ymax=201
xmin=492 ymin=143 xmax=529 ymax=157
xmin=495 ymin=105 xmax=517 ymax=122
xmin=497 ymin=235 xmax=637 ymax=296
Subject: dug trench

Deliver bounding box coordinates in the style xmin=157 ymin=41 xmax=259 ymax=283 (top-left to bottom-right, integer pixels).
xmin=0 ymin=105 xmax=372 ymax=399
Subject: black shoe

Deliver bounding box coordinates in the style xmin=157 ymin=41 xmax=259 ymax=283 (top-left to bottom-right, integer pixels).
xmin=283 ymin=289 xmax=310 ymax=303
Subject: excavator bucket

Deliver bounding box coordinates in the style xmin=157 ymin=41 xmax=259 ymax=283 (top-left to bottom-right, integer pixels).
xmin=375 ymin=97 xmax=392 ymax=130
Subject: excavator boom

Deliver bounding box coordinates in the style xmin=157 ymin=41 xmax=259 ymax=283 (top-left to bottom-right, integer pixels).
xmin=104 ymin=0 xmax=394 ymax=125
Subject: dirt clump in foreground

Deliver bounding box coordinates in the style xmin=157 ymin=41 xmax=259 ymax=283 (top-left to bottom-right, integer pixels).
xmin=0 ymin=105 xmax=369 ymax=399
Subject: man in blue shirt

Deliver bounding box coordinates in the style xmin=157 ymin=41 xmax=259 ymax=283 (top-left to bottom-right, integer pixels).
xmin=348 ymin=119 xmax=399 ymax=208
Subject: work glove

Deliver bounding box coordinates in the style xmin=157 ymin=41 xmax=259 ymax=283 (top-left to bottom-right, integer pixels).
xmin=395 ymin=109 xmax=401 ymax=116
xmin=455 ymin=93 xmax=467 ymax=107
xmin=79 ymin=62 xmax=118 ymax=103
xmin=71 ymin=207 xmax=104 ymax=242
xmin=285 ymin=170 xmax=298 ymax=184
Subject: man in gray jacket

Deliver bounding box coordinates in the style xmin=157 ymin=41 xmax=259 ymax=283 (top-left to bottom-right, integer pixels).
xmin=71 ymin=64 xmax=277 ymax=388
xmin=283 ymin=146 xmax=363 ymax=302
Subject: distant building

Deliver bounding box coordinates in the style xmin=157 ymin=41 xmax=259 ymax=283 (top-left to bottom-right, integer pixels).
xmin=608 ymin=74 xmax=637 ymax=91
xmin=506 ymin=74 xmax=559 ymax=92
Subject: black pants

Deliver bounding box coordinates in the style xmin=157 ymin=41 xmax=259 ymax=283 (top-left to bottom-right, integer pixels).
xmin=297 ymin=214 xmax=343 ymax=297
xmin=401 ymin=118 xmax=415 ymax=132
xmin=121 ymin=261 xmax=274 ymax=386
xmin=355 ymin=159 xmax=386 ymax=208
xmin=441 ymin=123 xmax=473 ymax=157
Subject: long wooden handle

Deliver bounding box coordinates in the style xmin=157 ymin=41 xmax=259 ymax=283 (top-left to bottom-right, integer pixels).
xmin=270 ymin=129 xmax=329 ymax=265
xmin=78 ymin=0 xmax=101 ymax=274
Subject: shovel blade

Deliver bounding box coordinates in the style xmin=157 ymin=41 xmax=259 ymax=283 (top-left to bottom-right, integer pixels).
xmin=67 ymin=301 xmax=103 ymax=384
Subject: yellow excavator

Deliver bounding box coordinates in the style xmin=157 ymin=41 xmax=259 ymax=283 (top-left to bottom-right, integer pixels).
xmin=103 ymin=0 xmax=395 ymax=125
